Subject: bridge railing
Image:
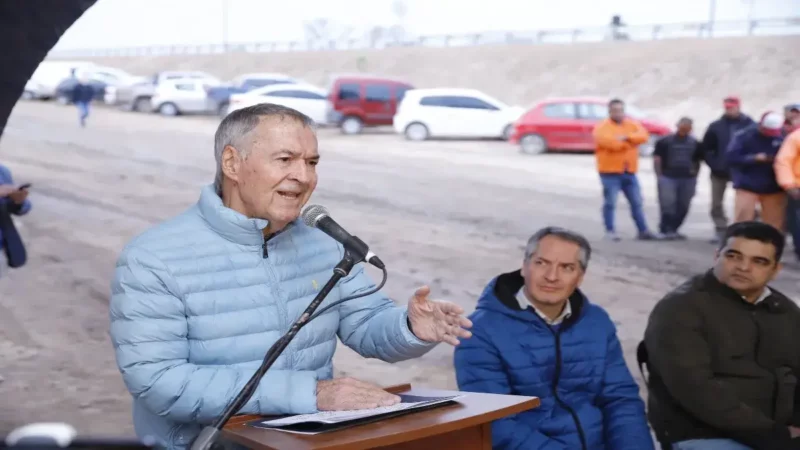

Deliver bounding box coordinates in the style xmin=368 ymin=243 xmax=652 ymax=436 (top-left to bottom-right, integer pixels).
xmin=48 ymin=17 xmax=800 ymax=59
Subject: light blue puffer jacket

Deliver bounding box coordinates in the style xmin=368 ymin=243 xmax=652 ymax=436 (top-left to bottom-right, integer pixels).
xmin=109 ymin=185 xmax=436 ymax=449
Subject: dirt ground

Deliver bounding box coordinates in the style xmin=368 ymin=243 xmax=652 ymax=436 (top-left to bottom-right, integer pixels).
xmin=1 ymin=101 xmax=798 ymax=438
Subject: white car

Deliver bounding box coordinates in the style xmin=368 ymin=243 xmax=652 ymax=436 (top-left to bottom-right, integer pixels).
xmin=151 ymin=78 xmax=221 ymax=116
xmin=393 ymin=88 xmax=525 ymax=141
xmin=227 ymin=84 xmax=332 ymax=125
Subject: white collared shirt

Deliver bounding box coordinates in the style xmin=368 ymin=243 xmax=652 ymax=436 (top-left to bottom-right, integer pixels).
xmin=749 ymin=287 xmax=772 ymax=305
xmin=516 ymin=288 xmax=572 ymax=325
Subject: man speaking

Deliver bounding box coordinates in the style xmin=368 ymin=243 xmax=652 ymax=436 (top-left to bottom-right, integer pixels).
xmin=108 ymin=103 xmax=472 ymax=449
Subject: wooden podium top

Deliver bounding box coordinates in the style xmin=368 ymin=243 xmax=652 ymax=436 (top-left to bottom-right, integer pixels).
xmin=222 ymin=384 xmax=539 ymax=450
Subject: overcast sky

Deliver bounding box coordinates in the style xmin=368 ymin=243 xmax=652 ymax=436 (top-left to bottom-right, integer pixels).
xmin=52 ymin=0 xmax=798 ymax=50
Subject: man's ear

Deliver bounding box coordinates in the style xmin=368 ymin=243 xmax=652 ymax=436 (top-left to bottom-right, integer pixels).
xmin=221 ymin=145 xmax=241 ymax=183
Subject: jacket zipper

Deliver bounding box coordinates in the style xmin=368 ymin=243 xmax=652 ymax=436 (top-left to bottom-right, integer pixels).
xmin=549 ymin=326 xmax=588 ymax=450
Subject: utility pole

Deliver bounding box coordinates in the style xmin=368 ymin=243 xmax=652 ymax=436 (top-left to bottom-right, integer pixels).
xmin=707 ymin=0 xmax=717 ymax=37
xmin=222 ymin=0 xmax=229 ymax=51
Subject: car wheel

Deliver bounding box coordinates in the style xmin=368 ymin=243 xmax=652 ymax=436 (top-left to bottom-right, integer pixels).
xmin=502 ymin=124 xmax=514 ymax=141
xmin=639 ymin=136 xmax=658 ymax=157
xmin=404 ymin=123 xmax=429 ymax=141
xmin=520 ymin=134 xmax=547 ymax=155
xmin=340 ymin=116 xmax=363 ymax=135
xmin=20 ymin=90 xmax=34 ymax=101
xmin=133 ymin=97 xmax=151 ymax=113
xmin=159 ymin=102 xmax=179 ymax=117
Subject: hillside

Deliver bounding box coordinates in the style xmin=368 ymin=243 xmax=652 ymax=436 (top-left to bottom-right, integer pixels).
xmin=57 ymin=35 xmax=799 ymax=127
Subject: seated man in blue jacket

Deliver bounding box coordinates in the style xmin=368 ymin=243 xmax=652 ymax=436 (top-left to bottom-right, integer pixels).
xmin=454 ymin=226 xmax=653 ymax=450
xmin=726 ymin=111 xmax=786 ymax=232
xmin=108 ymin=103 xmax=473 ymax=450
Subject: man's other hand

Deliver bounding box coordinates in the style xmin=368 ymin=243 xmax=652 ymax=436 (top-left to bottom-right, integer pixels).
xmin=790 ymin=425 xmax=800 ymax=439
xmin=8 ymin=188 xmax=28 ymax=204
xmin=407 ymin=285 xmax=472 ymax=346
xmin=316 ymin=377 xmax=401 ymax=411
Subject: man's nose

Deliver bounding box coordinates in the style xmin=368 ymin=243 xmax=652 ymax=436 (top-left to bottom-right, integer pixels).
xmin=290 ymin=162 xmax=312 ymax=183
xmin=544 ymin=266 xmax=559 ymax=281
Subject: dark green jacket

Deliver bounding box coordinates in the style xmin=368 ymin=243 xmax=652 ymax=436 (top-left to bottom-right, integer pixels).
xmin=644 ymin=271 xmax=800 ymax=449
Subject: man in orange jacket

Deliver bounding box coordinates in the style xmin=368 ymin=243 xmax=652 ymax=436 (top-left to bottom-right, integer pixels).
xmin=775 ymin=127 xmax=800 ymax=263
xmin=593 ymin=99 xmax=658 ymax=241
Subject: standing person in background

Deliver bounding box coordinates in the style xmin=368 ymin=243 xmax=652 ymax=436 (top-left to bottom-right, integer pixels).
xmin=701 ymin=96 xmax=756 ymax=243
xmin=592 ymin=98 xmax=658 ymax=242
xmin=0 ymin=163 xmax=32 ymax=276
xmin=775 ymin=126 xmax=800 ymax=265
xmin=71 ymin=73 xmax=94 ymax=128
xmin=783 ymin=104 xmax=800 ymax=135
xmin=654 ymin=117 xmax=703 ymax=240
xmin=726 ymin=112 xmax=786 ymax=232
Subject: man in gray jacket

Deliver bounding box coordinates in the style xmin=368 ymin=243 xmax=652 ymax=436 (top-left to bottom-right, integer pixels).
xmin=108 ymin=104 xmax=472 ymax=449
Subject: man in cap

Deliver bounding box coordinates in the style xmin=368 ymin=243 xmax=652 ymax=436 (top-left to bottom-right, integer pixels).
xmin=726 ymin=111 xmax=787 ymax=231
xmin=700 ymin=96 xmax=756 ymax=243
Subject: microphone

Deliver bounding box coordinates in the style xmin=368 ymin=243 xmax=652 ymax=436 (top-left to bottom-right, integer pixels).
xmin=301 ymin=204 xmax=385 ymax=269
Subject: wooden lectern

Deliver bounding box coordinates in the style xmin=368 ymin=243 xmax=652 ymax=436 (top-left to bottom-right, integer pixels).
xmin=222 ymin=383 xmax=540 ymax=450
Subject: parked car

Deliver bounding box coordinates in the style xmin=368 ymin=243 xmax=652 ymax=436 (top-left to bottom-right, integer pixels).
xmin=150 ymin=78 xmax=222 ymax=116
xmin=393 ymin=88 xmax=524 ymax=141
xmin=227 ymin=83 xmax=331 ymax=125
xmin=23 ymin=60 xmax=95 ymax=100
xmin=207 ymin=73 xmax=298 ymax=117
xmin=510 ymin=96 xmax=672 ymax=156
xmin=54 ymin=77 xmax=107 ymax=105
xmin=326 ymin=74 xmax=413 ymax=134
xmin=110 ymin=71 xmax=219 ymax=112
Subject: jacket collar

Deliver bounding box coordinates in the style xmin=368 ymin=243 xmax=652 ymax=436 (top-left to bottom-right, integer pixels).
xmin=492 ymin=269 xmax=586 ymax=329
xmin=196 ymin=184 xmax=295 ymax=246
xmin=699 ymin=269 xmax=789 ymax=313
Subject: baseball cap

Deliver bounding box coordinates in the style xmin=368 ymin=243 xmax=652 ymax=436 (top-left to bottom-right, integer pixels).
xmin=787 ymin=103 xmax=800 ymax=113
xmin=724 ymin=96 xmax=740 ymax=107
xmin=759 ymin=111 xmax=783 ymax=137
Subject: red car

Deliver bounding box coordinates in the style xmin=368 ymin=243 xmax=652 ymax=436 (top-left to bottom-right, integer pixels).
xmin=509 ymin=97 xmax=672 ymax=156
xmin=326 ymin=74 xmax=414 ymax=135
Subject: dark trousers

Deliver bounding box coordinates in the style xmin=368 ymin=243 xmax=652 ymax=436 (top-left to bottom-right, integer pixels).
xmin=600 ymin=173 xmax=649 ymax=233
xmin=710 ymin=173 xmax=729 ymax=234
xmin=658 ymin=176 xmax=697 ymax=233
xmin=788 ymin=196 xmax=800 ymax=259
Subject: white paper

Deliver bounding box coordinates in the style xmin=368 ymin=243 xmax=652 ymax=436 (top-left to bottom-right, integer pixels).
xmin=256 ymin=394 xmax=463 ymax=427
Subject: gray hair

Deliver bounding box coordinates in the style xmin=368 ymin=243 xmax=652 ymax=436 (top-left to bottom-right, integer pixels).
xmin=213 ymin=103 xmax=317 ymax=194
xmin=523 ymin=226 xmax=592 ymax=270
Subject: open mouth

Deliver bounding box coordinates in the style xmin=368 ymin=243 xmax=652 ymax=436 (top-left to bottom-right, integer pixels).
xmin=277 ymin=191 xmax=301 ymax=200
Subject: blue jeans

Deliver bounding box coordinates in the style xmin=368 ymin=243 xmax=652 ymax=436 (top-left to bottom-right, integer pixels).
xmin=658 ymin=176 xmax=697 ymax=233
xmin=600 ymin=173 xmax=649 ymax=233
xmin=672 ymin=438 xmax=752 ymax=450
xmin=76 ymin=101 xmax=90 ymax=126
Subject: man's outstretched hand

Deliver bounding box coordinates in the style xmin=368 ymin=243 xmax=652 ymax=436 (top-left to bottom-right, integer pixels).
xmin=407 ymin=285 xmax=472 ymax=346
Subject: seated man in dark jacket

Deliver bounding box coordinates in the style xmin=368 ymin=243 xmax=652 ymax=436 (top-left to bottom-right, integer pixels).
xmin=726 ymin=112 xmax=786 ymax=231
xmin=454 ymin=226 xmax=653 ymax=450
xmin=643 ymin=221 xmax=800 ymax=450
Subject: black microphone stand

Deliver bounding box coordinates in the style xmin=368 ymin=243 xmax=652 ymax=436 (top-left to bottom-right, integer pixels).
xmin=190 ymin=248 xmax=361 ymax=450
